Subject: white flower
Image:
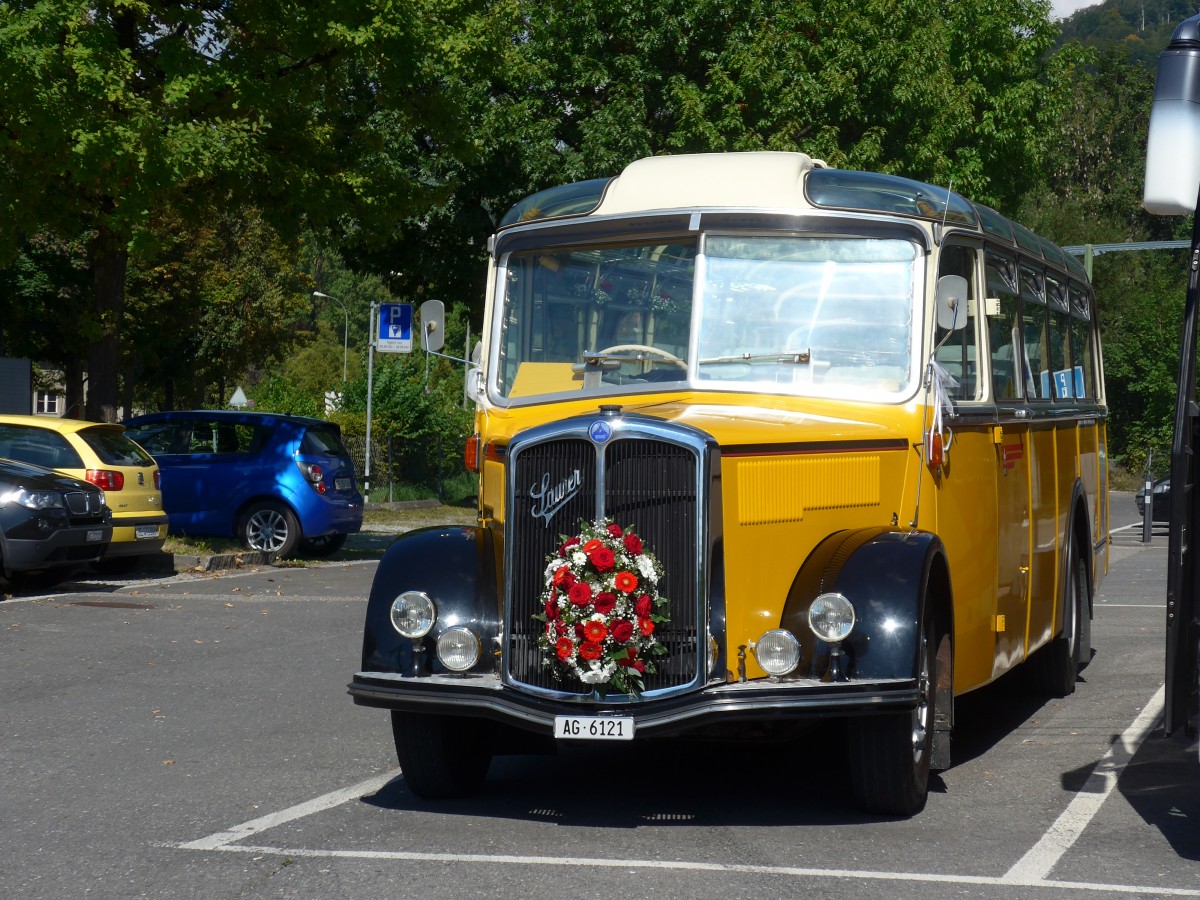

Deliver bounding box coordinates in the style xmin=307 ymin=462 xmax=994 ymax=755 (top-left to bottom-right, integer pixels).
xmin=637 ymin=555 xmax=658 ymax=582
xmin=572 ymin=550 xmax=587 ymax=566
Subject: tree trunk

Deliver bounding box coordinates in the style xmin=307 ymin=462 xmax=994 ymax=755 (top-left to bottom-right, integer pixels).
xmin=63 ymin=358 xmax=85 ymax=419
xmin=85 ymin=224 xmax=128 ymax=423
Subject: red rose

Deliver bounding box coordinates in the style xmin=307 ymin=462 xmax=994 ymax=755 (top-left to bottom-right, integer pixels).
xmin=623 ymin=533 xmax=643 ymax=555
xmin=593 ymin=592 xmax=617 ymax=615
xmin=568 ymin=581 xmax=593 ymax=606
xmin=625 ymin=646 xmax=638 ymax=660
xmin=583 ymin=620 xmax=607 ymax=643
xmin=614 ymin=571 xmax=638 ymax=594
xmin=618 ymin=657 xmax=633 ymax=667
xmin=552 ymin=565 xmax=574 ymax=587
xmin=634 ymin=594 xmax=653 ymax=617
xmin=590 ymin=546 xmax=616 ymax=572
xmin=555 ymin=621 xmax=568 ymax=635
xmin=607 ymin=523 xmax=624 ymax=538
xmin=545 ymin=599 xmax=559 ymax=619
xmin=559 ymin=536 xmax=580 ymax=557
xmin=610 ymin=619 xmax=634 ymax=643
xmin=638 ymin=617 xmax=655 ymax=636
xmin=632 ymin=659 xmax=646 ymax=673
xmin=579 ymin=641 xmax=603 ymax=661
xmin=575 ymin=623 xmax=587 ymax=639
xmin=555 ymin=638 xmax=574 ymax=661
xmin=583 ymin=538 xmax=604 ymax=554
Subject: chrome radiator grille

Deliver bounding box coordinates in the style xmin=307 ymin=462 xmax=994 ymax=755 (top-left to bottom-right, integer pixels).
xmin=504 ymin=418 xmax=704 ymax=699
xmin=64 ymin=491 xmax=101 ymax=517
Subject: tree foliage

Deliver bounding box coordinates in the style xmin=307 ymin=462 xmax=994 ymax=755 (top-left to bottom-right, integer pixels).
xmin=0 ymin=0 xmax=506 ymax=420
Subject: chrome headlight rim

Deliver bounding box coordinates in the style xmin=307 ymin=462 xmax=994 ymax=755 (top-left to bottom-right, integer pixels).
xmin=808 ymin=591 xmax=856 ymax=643
xmin=389 ymin=590 xmax=437 ymax=639
xmin=436 ymin=626 xmax=481 ymax=672
xmin=752 ymin=628 xmax=802 ymax=677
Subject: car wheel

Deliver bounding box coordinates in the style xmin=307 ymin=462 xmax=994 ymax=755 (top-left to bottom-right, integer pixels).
xmin=299 ymin=533 xmax=347 ymax=557
xmin=239 ymin=502 xmax=300 ymax=558
xmin=391 ymin=711 xmax=493 ymax=799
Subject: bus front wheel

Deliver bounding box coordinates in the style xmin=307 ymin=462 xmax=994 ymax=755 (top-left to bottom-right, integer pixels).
xmin=391 ymin=711 xmax=493 ymax=799
xmin=847 ymin=611 xmax=937 ymax=816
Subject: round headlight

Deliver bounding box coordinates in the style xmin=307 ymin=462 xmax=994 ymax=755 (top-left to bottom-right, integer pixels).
xmin=808 ymin=592 xmax=856 ymax=643
xmin=437 ymin=627 xmax=481 ymax=672
xmin=390 ymin=591 xmax=436 ymax=638
xmin=753 ymin=629 xmax=801 ymax=676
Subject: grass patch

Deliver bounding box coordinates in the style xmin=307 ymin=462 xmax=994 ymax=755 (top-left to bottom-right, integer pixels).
xmin=160 ymin=502 xmax=479 ymax=562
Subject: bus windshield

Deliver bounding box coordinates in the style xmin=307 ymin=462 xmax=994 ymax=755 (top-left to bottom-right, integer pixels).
xmin=494 ymin=234 xmax=921 ymax=401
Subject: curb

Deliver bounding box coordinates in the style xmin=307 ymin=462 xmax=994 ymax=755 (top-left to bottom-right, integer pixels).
xmin=131 ymin=550 xmax=279 ymax=575
xmin=183 ymin=550 xmax=278 ymax=572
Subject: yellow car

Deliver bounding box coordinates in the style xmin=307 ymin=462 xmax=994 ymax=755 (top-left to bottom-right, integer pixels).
xmin=0 ymin=415 xmax=167 ymax=571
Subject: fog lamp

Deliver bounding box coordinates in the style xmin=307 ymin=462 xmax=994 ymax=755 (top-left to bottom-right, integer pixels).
xmin=808 ymin=592 xmax=856 ymax=643
xmin=752 ymin=629 xmax=801 ymax=676
xmin=390 ymin=591 xmax=436 ymax=638
xmin=437 ymin=627 xmax=481 ymax=672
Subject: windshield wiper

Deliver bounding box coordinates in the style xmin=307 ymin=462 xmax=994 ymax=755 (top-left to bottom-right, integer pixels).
xmin=699 ymin=349 xmax=811 ymax=365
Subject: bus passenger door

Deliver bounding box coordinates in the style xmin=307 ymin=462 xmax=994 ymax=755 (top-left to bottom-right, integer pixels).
xmin=987 ymin=253 xmax=1031 ymax=675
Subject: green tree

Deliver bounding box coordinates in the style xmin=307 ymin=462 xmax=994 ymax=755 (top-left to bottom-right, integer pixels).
xmin=0 ymin=0 xmax=508 ymax=420
xmin=380 ymin=0 xmax=1082 ymax=322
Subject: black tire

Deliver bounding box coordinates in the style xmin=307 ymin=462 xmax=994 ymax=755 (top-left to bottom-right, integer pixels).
xmin=848 ymin=612 xmax=937 ymax=816
xmin=1024 ymin=541 xmax=1084 ymax=697
xmin=391 ymin=711 xmax=493 ymax=799
xmin=1075 ymin=551 xmax=1092 ymax=671
xmin=299 ymin=533 xmax=347 ymax=557
xmin=239 ymin=501 xmax=300 ymax=558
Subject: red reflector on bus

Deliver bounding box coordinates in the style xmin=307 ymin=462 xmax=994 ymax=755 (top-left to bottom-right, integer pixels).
xmin=926 ymin=431 xmax=944 ymax=469
xmin=464 ymin=434 xmax=480 ymax=473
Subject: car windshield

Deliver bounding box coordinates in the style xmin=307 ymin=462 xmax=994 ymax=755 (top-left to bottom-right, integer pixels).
xmin=0 ymin=424 xmax=84 ymax=469
xmin=493 ymin=234 xmax=920 ymax=401
xmin=300 ymin=426 xmax=347 ymax=456
xmin=79 ymin=428 xmax=155 ymax=467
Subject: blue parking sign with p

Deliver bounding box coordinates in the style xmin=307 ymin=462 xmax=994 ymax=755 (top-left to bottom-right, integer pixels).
xmin=378 ymin=303 xmax=413 ymax=353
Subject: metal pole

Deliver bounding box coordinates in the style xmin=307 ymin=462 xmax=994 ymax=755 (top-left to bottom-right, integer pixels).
xmin=365 ymin=302 xmax=376 ymax=498
xmin=313 ymin=291 xmax=349 ymax=383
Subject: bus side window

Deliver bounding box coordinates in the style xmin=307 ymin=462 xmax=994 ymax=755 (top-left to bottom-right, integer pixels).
xmin=986 ymin=254 xmax=1021 ymax=401
xmin=934 ymin=245 xmax=980 ymax=400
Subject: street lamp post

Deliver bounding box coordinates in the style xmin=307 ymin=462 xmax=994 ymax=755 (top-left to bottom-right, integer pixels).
xmin=313 ymin=291 xmax=349 ymax=382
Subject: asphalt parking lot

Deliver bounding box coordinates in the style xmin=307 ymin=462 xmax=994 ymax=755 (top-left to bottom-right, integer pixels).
xmin=1 ymin=494 xmax=1197 ymax=899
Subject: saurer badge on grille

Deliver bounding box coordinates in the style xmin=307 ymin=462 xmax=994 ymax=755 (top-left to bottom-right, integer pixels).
xmin=529 ymin=469 xmax=582 ymax=527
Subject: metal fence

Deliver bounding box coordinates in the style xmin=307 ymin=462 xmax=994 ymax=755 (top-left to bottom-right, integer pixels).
xmin=342 ymin=432 xmax=468 ymax=503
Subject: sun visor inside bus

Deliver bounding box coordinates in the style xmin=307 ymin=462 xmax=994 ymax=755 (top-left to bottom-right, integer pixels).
xmin=1144 ymin=14 xmax=1200 ymax=215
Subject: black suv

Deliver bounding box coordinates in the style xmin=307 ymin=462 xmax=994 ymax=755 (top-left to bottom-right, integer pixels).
xmin=0 ymin=458 xmax=112 ymax=579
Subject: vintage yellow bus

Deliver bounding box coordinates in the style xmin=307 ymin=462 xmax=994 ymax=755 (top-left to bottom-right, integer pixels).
xmin=350 ymin=152 xmax=1109 ymax=815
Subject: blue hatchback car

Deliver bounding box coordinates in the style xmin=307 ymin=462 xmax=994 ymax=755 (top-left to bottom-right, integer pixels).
xmin=123 ymin=411 xmax=363 ymax=558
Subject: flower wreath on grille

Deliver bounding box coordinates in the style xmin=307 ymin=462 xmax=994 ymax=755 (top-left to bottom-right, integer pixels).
xmin=534 ymin=519 xmax=670 ymax=697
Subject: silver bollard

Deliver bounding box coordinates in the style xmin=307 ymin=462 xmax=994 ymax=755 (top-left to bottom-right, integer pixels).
xmin=1143 ymin=472 xmax=1154 ymax=543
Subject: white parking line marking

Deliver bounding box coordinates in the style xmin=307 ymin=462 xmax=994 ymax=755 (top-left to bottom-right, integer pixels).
xmin=1004 ymin=684 xmax=1165 ymax=883
xmin=160 ymin=690 xmax=1188 ymax=896
xmin=176 ymin=769 xmax=400 ymax=850
xmin=163 ymin=842 xmax=1200 ymax=895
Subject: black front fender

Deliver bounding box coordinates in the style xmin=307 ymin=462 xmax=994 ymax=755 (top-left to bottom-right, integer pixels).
xmin=780 ymin=528 xmax=946 ymax=681
xmin=362 ymin=525 xmax=499 ymax=675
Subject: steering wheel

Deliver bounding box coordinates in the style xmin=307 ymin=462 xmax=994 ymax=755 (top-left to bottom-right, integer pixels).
xmin=595 ymin=344 xmax=687 ymax=369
